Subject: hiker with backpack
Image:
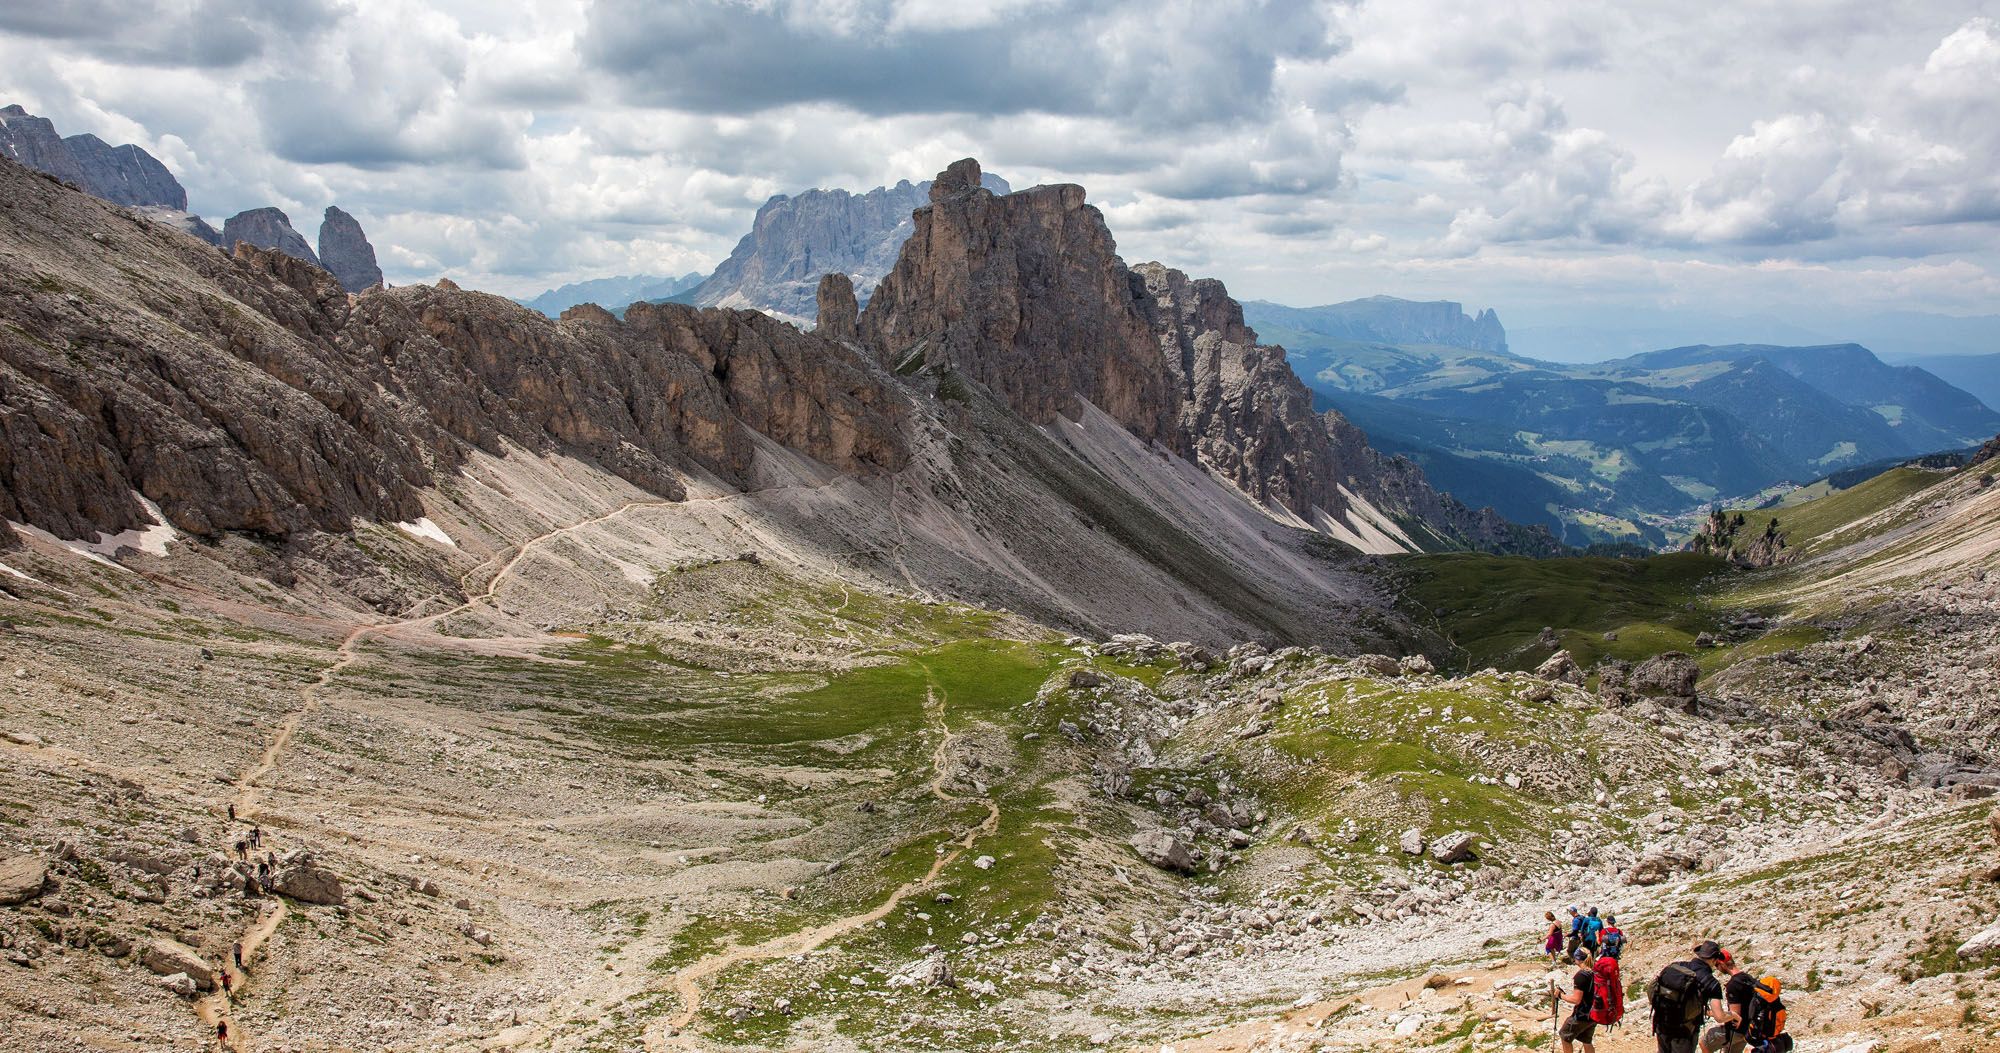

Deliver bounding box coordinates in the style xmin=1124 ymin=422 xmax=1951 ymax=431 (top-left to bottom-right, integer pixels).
xmin=1555 ymin=944 xmax=1625 ymax=1052
xmin=1744 ymin=974 xmax=1791 ymax=1053
xmin=1600 ymin=913 xmax=1626 ymax=960
xmin=1651 ymin=940 xmax=1737 ymax=1053
xmin=1582 ymin=907 xmax=1605 ymax=953
xmin=1565 ymin=906 xmax=1586 ymax=958
xmin=1700 ymin=950 xmax=1757 ymax=1053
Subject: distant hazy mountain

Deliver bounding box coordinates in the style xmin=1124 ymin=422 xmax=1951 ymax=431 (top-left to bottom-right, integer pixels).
xmin=1246 ymin=296 xmax=1508 ymax=354
xmin=518 ymin=272 xmax=706 ymax=317
xmin=1878 ymin=351 xmax=2000 ymax=413
xmin=0 ymin=103 xmax=186 ymax=210
xmin=687 ymin=171 xmax=1011 ymax=322
xmin=1281 ymin=330 xmax=1999 ymax=546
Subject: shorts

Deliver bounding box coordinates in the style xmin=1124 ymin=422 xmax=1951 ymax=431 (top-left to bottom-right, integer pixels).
xmin=1700 ymin=1027 xmax=1747 ymax=1053
xmin=1657 ymin=1031 xmax=1699 ymax=1053
xmin=1561 ymin=1015 xmax=1597 ymax=1043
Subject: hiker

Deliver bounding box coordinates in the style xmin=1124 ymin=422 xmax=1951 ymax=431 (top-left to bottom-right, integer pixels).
xmin=249 ymin=826 xmax=261 ymax=849
xmin=1555 ymin=947 xmax=1600 ymax=1053
xmin=1600 ymin=913 xmax=1626 ymax=960
xmin=1651 ymin=940 xmax=1737 ymax=1053
xmin=1543 ymin=910 xmax=1565 ymax=963
xmin=1565 ymin=906 xmax=1585 ymax=957
xmin=1744 ymin=975 xmax=1792 ymax=1053
xmin=221 ymin=971 xmax=232 ymax=997
xmin=216 ymin=1019 xmax=229 ymax=1046
xmin=233 ymin=839 xmax=247 ymax=861
xmin=232 ymin=941 xmax=244 ymax=970
xmin=1701 ymin=950 xmax=1757 ymax=1053
xmin=1582 ymin=907 xmax=1604 ymax=952
xmin=227 ymin=803 xmax=236 ymax=822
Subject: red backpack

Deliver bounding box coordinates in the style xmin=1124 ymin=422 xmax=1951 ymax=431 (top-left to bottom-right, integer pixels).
xmin=1590 ymin=955 xmax=1625 ymax=1025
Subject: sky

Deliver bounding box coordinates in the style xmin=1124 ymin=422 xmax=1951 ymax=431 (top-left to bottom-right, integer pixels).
xmin=4 ymin=0 xmax=1999 ymax=343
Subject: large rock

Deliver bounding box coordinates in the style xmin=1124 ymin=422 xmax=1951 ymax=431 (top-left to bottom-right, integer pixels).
xmin=142 ymin=940 xmax=217 ymax=990
xmin=1960 ymin=923 xmax=2000 ymax=958
xmin=815 ymin=272 xmax=858 ymax=342
xmin=1427 ymin=831 xmax=1479 ymax=864
xmin=0 ymin=105 xmax=187 ymax=209
xmin=1535 ymin=650 xmax=1583 ymax=684
xmin=1622 ymin=848 xmax=1698 ymax=886
xmin=0 ymin=853 xmax=48 ymax=904
xmin=317 ymin=205 xmax=383 ymax=292
xmin=1398 ymin=828 xmax=1426 ymax=855
xmin=1131 ymin=830 xmax=1197 ymax=873
xmin=223 ymin=207 xmax=319 ymax=267
xmin=1631 ymin=652 xmax=1699 ymax=698
xmin=271 ymin=854 xmax=346 ymax=905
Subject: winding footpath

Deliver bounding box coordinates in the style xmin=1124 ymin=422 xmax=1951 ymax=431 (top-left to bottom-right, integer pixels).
xmin=645 ymin=676 xmax=1000 ymax=1050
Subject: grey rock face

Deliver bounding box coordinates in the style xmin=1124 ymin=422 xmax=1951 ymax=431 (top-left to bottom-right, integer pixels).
xmin=223 ymin=207 xmax=319 ymax=267
xmin=317 ymin=205 xmax=383 ymax=292
xmin=1428 ymin=830 xmax=1478 ymax=863
xmin=135 ymin=206 xmax=224 ymax=247
xmin=0 ymin=105 xmax=187 ymax=210
xmin=271 ymin=853 xmax=346 ymax=905
xmin=0 ymin=159 xmax=908 ymax=545
xmin=1245 ymin=294 xmax=1509 ymax=354
xmin=815 ymin=272 xmax=858 ymax=342
xmin=689 ymin=168 xmax=1011 ymax=320
xmin=1631 ymin=652 xmax=1700 ymax=702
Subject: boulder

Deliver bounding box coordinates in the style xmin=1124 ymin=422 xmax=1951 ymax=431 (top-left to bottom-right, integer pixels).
xmin=142 ymin=940 xmax=217 ymax=990
xmin=1631 ymin=652 xmax=1699 ymax=701
xmin=1622 ymin=849 xmax=1698 ymax=886
xmin=156 ymin=971 xmax=200 ymax=999
xmin=1399 ymin=654 xmax=1435 ymax=676
xmin=271 ymin=856 xmax=346 ymax=905
xmin=0 ymin=853 xmax=48 ymax=905
xmin=1355 ymin=654 xmax=1402 ymax=678
xmin=1959 ymin=923 xmax=2000 ymax=958
xmin=1534 ymin=650 xmax=1583 ymax=685
xmin=1398 ymin=828 xmax=1426 ymax=855
xmin=1130 ymin=830 xmax=1197 ymax=873
xmin=1427 ymin=831 xmax=1479 ymax=864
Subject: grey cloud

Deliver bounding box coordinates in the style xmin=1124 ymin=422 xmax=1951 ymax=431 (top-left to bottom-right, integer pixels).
xmin=580 ymin=0 xmax=1337 ymax=129
xmin=0 ymin=0 xmax=340 ymax=69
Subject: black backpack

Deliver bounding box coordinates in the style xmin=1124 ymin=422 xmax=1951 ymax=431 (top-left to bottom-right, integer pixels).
xmin=1647 ymin=961 xmax=1708 ymax=1034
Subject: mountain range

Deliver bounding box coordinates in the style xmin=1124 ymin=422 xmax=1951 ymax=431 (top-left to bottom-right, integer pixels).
xmin=515 ymin=271 xmax=706 ymax=317
xmin=0 ymin=104 xmax=384 ymax=294
xmin=1239 ymin=299 xmax=2000 ymax=544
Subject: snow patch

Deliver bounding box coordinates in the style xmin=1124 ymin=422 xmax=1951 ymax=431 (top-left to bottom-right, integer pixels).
xmin=0 ymin=561 xmax=40 ymax=584
xmin=6 ymin=493 xmax=176 ymax=569
xmin=395 ymin=517 xmax=456 ymax=547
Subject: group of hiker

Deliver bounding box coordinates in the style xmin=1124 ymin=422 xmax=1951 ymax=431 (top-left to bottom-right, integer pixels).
xmin=213 ymin=804 xmax=263 ymax=1050
xmin=1542 ymin=908 xmax=1791 ymax=1053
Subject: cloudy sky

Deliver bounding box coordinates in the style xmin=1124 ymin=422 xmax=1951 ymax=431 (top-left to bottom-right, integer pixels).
xmin=4 ymin=0 xmax=1999 ymax=339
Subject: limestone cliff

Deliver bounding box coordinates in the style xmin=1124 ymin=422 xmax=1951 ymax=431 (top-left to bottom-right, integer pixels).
xmin=0 ymin=105 xmax=187 ymax=210
xmin=0 ymin=156 xmax=904 ymax=545
xmin=317 ymin=206 xmax=384 ymax=292
xmin=222 ymin=207 xmax=318 ymax=268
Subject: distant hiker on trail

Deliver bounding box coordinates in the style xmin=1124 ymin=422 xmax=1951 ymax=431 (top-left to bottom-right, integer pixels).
xmin=233 ymin=839 xmax=247 ymax=861
xmin=220 ymin=971 xmax=232 ymax=997
xmin=216 ymin=1019 xmax=228 ymax=1046
xmin=227 ymin=803 xmax=236 ymax=822
xmin=249 ymin=826 xmax=261 ymax=848
xmin=1543 ymin=910 xmax=1564 ymax=962
xmin=1600 ymin=913 xmax=1626 ymax=960
xmin=1555 ymin=947 xmax=1600 ymax=1053
xmin=232 ymin=942 xmax=244 ymax=969
xmin=1565 ymin=906 xmax=1585 ymax=957
xmin=1651 ymin=940 xmax=1737 ymax=1053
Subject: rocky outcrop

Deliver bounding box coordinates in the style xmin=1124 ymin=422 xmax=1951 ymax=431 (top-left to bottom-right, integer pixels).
xmin=0 ymin=105 xmax=187 ymax=210
xmin=0 ymin=155 xmax=907 ymax=545
xmin=690 ymin=168 xmax=1010 ymax=321
xmin=317 ymin=206 xmax=383 ymax=292
xmin=135 ymin=206 xmax=224 ymax=247
xmin=223 ymin=207 xmax=319 ymax=267
xmin=862 ymin=158 xmax=1177 ymax=444
xmin=859 ymin=159 xmax=1560 ymax=556
xmin=1131 ymin=829 xmax=1198 ymax=873
xmin=816 ymin=272 xmax=858 ymax=342
xmin=270 ymin=853 xmax=345 ymax=905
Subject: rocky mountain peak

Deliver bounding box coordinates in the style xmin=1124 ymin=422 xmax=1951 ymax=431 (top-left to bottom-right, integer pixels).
xmin=0 ymin=103 xmax=187 ymax=210
xmin=929 ymin=157 xmax=985 ymax=202
xmin=222 ymin=207 xmax=319 ymax=268
xmin=317 ymin=205 xmax=384 ymax=292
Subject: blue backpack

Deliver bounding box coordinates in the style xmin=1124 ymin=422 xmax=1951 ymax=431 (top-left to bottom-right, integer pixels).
xmin=1600 ymin=925 xmax=1626 ymax=959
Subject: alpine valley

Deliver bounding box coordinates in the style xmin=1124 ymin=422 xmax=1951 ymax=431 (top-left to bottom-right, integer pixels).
xmin=1 ymin=102 xmax=1998 ymax=1053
